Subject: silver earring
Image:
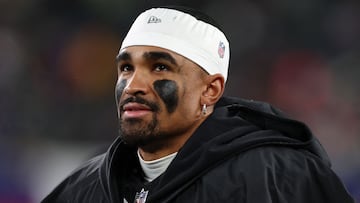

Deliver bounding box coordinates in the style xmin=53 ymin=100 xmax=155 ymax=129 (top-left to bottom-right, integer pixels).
xmin=202 ymin=104 xmax=207 ymax=115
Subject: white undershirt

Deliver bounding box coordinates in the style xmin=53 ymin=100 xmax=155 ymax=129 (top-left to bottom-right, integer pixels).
xmin=137 ymin=150 xmax=178 ymax=182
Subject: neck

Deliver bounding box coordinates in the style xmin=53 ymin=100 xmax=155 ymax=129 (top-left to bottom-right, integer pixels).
xmin=139 ymin=112 xmax=211 ymax=161
xmin=138 ymin=137 xmax=186 ymax=161
xmin=137 ymin=150 xmax=178 ymax=182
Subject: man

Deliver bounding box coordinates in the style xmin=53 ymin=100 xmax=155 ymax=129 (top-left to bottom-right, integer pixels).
xmin=42 ymin=6 xmax=354 ymax=203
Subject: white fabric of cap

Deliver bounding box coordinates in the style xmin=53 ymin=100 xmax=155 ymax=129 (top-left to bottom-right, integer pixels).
xmin=120 ymin=7 xmax=230 ymax=82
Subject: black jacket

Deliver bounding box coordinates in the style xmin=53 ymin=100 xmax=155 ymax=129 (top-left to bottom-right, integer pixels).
xmin=42 ymin=97 xmax=354 ymax=203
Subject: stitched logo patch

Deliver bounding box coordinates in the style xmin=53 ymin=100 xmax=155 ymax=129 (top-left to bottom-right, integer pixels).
xmin=218 ymin=41 xmax=225 ymax=58
xmin=148 ymin=16 xmax=161 ymax=23
xmin=134 ymin=188 xmax=149 ymax=203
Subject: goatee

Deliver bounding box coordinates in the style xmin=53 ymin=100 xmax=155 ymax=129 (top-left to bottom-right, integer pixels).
xmin=118 ymin=114 xmax=159 ymax=147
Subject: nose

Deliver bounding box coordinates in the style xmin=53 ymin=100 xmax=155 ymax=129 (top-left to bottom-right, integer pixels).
xmin=124 ymin=70 xmax=149 ymax=96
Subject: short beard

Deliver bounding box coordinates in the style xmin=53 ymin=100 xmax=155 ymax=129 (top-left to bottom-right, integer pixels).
xmin=119 ymin=114 xmax=160 ymax=149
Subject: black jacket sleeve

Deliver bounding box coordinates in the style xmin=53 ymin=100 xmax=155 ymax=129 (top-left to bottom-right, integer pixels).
xmin=237 ymin=146 xmax=354 ymax=203
xmin=41 ymin=155 xmax=110 ymax=203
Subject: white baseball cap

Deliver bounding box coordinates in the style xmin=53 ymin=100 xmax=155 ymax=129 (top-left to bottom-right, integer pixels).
xmin=119 ymin=7 xmax=230 ymax=82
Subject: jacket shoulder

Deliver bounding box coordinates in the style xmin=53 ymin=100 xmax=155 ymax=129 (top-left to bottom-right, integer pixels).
xmin=41 ymin=154 xmax=108 ymax=203
xmin=223 ymin=146 xmax=354 ymax=202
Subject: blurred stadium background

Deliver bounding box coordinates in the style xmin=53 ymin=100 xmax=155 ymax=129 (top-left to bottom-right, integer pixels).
xmin=0 ymin=0 xmax=359 ymax=202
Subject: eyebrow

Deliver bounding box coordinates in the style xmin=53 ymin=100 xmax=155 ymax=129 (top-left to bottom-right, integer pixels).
xmin=115 ymin=50 xmax=179 ymax=66
xmin=143 ymin=51 xmax=178 ymax=66
xmin=116 ymin=52 xmax=132 ymax=62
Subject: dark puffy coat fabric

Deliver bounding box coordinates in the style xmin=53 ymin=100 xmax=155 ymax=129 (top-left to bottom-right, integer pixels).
xmin=42 ymin=97 xmax=354 ymax=203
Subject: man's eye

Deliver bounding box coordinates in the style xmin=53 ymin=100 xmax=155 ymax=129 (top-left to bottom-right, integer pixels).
xmin=154 ymin=64 xmax=168 ymax=72
xmin=119 ymin=64 xmax=133 ymax=72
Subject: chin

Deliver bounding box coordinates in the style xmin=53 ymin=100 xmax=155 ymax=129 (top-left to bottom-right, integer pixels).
xmin=119 ymin=117 xmax=159 ymax=146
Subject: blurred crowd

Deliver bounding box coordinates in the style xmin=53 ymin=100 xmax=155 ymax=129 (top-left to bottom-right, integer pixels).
xmin=1 ymin=0 xmax=359 ymax=202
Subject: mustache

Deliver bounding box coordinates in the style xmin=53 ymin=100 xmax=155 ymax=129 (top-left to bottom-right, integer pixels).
xmin=119 ymin=96 xmax=160 ymax=112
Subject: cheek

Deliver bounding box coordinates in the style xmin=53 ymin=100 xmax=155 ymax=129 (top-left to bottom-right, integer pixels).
xmin=153 ymin=80 xmax=179 ymax=114
xmin=115 ymin=79 xmax=127 ymax=106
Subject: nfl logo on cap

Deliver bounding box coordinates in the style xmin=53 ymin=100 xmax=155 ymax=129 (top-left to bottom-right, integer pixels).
xmin=218 ymin=41 xmax=225 ymax=58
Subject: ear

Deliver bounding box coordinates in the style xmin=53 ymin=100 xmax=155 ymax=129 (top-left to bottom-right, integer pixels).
xmin=201 ymin=73 xmax=225 ymax=106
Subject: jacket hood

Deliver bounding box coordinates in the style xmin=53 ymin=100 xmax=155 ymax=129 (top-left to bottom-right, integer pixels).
xmin=147 ymin=96 xmax=331 ymax=202
xmin=216 ymin=96 xmax=330 ymax=162
xmin=101 ymin=96 xmax=331 ymax=202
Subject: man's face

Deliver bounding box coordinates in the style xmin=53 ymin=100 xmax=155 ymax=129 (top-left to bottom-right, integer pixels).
xmin=115 ymin=46 xmax=207 ymax=150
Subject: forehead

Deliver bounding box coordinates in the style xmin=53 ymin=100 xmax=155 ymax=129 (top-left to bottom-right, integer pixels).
xmin=117 ymin=46 xmax=208 ymax=76
xmin=118 ymin=46 xmax=186 ymax=62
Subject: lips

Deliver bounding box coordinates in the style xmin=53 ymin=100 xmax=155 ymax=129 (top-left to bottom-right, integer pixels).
xmin=123 ymin=102 xmax=152 ymax=111
xmin=121 ymin=102 xmax=153 ymax=119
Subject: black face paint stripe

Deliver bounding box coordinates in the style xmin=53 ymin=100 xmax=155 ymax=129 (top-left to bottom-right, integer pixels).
xmin=153 ymin=80 xmax=179 ymax=114
xmin=115 ymin=79 xmax=127 ymax=106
